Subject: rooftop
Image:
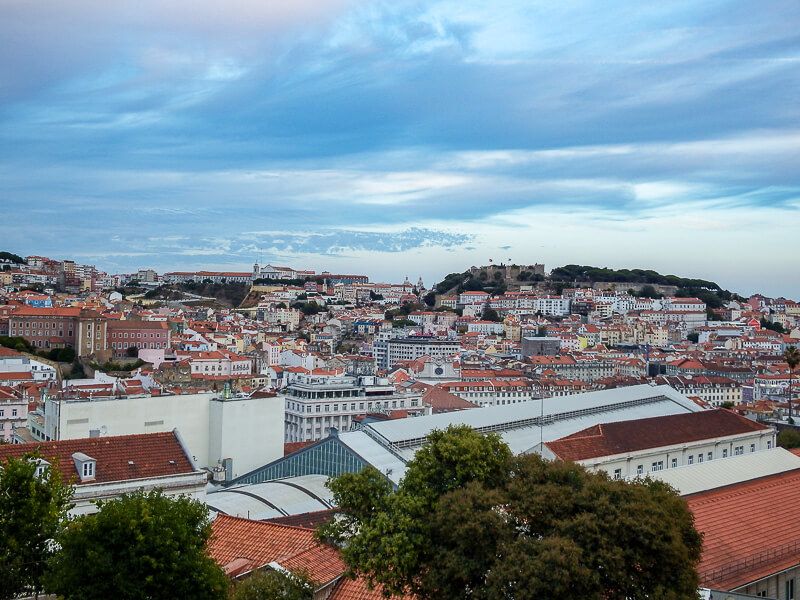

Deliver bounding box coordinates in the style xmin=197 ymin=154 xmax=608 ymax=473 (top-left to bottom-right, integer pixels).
xmin=0 ymin=431 xmax=197 ymax=484
xmin=688 ymin=467 xmax=800 ymax=590
xmin=544 ymin=409 xmax=770 ymax=462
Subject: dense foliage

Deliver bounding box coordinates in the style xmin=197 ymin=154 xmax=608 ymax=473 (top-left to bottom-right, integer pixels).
xmin=0 ymin=453 xmax=73 ymax=600
xmin=229 ymin=569 xmax=314 ymax=600
xmin=46 ymin=490 xmax=229 ymax=600
xmin=549 ymin=265 xmax=720 ymax=290
xmin=777 ymin=428 xmax=800 ymax=449
xmin=320 ymin=426 xmax=702 ymax=600
xmin=0 ymin=251 xmax=24 ymax=264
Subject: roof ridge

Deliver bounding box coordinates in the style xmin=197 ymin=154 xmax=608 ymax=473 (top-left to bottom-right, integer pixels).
xmin=214 ymin=513 xmax=321 ymax=534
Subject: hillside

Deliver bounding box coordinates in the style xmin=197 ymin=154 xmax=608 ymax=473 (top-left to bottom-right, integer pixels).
xmin=426 ymin=264 xmax=740 ymax=312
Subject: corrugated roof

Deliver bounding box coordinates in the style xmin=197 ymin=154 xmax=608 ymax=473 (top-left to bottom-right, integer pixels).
xmin=206 ymin=475 xmax=334 ymax=521
xmin=646 ymin=447 xmax=800 ymax=496
xmin=364 ymin=385 xmax=699 ymax=446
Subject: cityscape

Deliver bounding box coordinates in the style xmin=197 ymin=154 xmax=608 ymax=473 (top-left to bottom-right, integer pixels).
xmin=1 ymin=1 xmax=799 ymax=599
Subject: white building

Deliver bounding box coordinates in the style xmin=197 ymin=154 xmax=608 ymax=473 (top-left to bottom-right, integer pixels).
xmin=0 ymin=431 xmax=206 ymax=515
xmin=374 ymin=337 xmax=461 ymax=370
xmin=41 ymin=390 xmax=284 ymax=479
xmin=0 ymin=346 xmax=57 ymax=381
xmin=467 ymin=320 xmax=506 ymax=335
xmin=541 ymin=409 xmax=774 ymax=480
xmin=283 ymin=374 xmax=425 ymax=442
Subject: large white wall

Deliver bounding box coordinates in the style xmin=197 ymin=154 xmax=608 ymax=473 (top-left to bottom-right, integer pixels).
xmin=209 ymin=395 xmax=284 ymax=479
xmin=46 ymin=392 xmax=284 ymax=473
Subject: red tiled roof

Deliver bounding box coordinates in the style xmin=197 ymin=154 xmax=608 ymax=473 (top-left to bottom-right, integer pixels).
xmin=0 ymin=431 xmax=195 ymax=484
xmin=688 ymin=468 xmax=800 ymax=589
xmin=284 ymin=441 xmax=314 ymax=456
xmin=209 ymin=515 xmax=316 ymax=571
xmin=545 ymin=410 xmax=770 ymax=462
xmin=328 ymin=577 xmax=414 ymax=600
xmin=266 ymin=509 xmax=337 ymax=529
xmin=423 ymin=386 xmax=478 ymax=413
xmin=278 ymin=543 xmax=347 ymax=585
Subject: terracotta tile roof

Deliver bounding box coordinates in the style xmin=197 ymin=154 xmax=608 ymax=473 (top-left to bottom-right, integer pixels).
xmin=278 ymin=543 xmax=347 ymax=585
xmin=545 ymin=410 xmax=770 ymax=462
xmin=688 ymin=468 xmax=800 ymax=590
xmin=266 ymin=509 xmax=338 ymax=529
xmin=423 ymin=386 xmax=478 ymax=413
xmin=284 ymin=441 xmax=314 ymax=456
xmin=328 ymin=577 xmax=414 ymax=600
xmin=209 ymin=514 xmax=317 ymax=571
xmin=0 ymin=431 xmax=196 ymax=484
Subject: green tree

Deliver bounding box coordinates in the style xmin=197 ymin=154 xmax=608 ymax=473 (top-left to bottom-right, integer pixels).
xmin=229 ymin=569 xmax=313 ymax=600
xmin=320 ymin=427 xmax=702 ymax=600
xmin=482 ymin=307 xmax=502 ymax=322
xmin=777 ymin=428 xmax=800 ymax=450
xmin=785 ymin=346 xmax=800 ymax=423
xmin=46 ymin=490 xmax=228 ymax=600
xmin=0 ymin=453 xmax=73 ymax=600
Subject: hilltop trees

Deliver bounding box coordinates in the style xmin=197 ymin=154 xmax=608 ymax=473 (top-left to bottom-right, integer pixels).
xmin=320 ymin=426 xmax=702 ymax=600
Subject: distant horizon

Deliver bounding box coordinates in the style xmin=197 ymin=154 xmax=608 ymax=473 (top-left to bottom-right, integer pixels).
xmin=2 ymin=1 xmax=798 ymax=299
xmin=5 ymin=246 xmax=796 ymax=300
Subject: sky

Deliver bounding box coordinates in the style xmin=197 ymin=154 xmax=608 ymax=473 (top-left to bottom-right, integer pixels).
xmin=1 ymin=0 xmax=798 ymax=297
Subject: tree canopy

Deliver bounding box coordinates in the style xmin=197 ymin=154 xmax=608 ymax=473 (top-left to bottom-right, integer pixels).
xmin=0 ymin=251 xmax=24 ymax=264
xmin=319 ymin=425 xmax=702 ymax=600
xmin=46 ymin=489 xmax=228 ymax=600
xmin=229 ymin=569 xmax=314 ymax=600
xmin=0 ymin=452 xmax=73 ymax=600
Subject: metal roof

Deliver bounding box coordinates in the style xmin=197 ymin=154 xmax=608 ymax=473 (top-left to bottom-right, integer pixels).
xmin=364 ymin=384 xmax=699 ymax=447
xmin=644 ymin=447 xmax=800 ymax=496
xmin=206 ymin=474 xmax=334 ymax=520
xmin=336 ymin=385 xmax=703 ymax=484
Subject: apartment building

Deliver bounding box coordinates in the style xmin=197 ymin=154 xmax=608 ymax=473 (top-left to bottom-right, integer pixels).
xmin=8 ymin=306 xmax=108 ymax=356
xmin=373 ymin=337 xmax=461 ymax=370
xmin=283 ymin=374 xmax=425 ymax=442
xmin=107 ymin=319 xmax=171 ymax=357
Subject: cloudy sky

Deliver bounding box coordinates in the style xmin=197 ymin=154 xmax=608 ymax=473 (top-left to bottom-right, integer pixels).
xmin=1 ymin=0 xmax=798 ymax=296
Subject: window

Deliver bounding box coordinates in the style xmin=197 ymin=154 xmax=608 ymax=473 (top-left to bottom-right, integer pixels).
xmin=82 ymin=462 xmax=94 ymax=477
xmin=698 ymin=454 xmax=704 ymax=463
xmin=768 ymin=440 xmax=773 ymax=449
xmin=613 ymin=468 xmax=621 ymax=480
xmin=750 ymin=444 xmax=756 ymax=453
xmin=723 ymin=449 xmax=728 ymax=458
xmin=12 ymin=409 xmax=17 ymax=417
xmin=688 ymin=455 xmax=694 ymax=465
xmin=708 ymin=452 xmax=713 ymax=461
xmin=636 ymin=465 xmax=643 ymax=476
xmin=671 ymin=458 xmax=678 ymax=468
xmin=787 ymin=579 xmax=795 ymax=600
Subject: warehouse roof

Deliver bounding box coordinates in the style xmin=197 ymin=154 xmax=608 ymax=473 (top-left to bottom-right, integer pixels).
xmin=545 ymin=409 xmax=770 ymax=462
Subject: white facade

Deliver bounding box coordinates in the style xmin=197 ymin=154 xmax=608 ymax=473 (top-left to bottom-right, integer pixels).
xmin=42 ymin=392 xmax=284 ymax=477
xmin=0 ymin=352 xmax=57 ymax=381
xmin=559 ymin=429 xmax=777 ymax=481
xmin=283 ymin=374 xmax=424 ymax=442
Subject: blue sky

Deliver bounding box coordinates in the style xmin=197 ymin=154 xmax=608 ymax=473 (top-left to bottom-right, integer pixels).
xmin=1 ymin=0 xmax=798 ymax=296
